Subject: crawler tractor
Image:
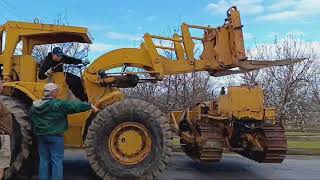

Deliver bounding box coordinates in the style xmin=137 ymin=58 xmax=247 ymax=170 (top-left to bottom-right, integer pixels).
xmin=0 ymin=6 xmax=301 ymax=180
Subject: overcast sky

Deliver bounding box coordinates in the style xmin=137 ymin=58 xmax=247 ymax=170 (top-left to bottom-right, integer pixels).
xmin=1 ymin=0 xmax=319 ymax=59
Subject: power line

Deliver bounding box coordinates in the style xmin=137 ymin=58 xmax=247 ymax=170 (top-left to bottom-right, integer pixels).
xmin=0 ymin=0 xmax=20 ymax=20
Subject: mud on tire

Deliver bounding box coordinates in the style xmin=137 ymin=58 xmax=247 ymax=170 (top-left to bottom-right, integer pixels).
xmin=0 ymin=95 xmax=34 ymax=179
xmin=85 ymin=99 xmax=173 ymax=180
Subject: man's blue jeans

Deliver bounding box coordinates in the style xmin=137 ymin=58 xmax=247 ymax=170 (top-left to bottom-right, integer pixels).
xmin=38 ymin=135 xmax=64 ymax=180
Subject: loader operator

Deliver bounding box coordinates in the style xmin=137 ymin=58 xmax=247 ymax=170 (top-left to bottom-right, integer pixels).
xmin=38 ymin=47 xmax=90 ymax=102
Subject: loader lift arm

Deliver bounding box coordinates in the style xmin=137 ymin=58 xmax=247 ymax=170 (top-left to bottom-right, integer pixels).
xmin=83 ymin=6 xmax=305 ymax=88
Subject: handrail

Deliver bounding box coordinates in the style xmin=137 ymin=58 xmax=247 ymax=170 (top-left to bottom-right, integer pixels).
xmin=155 ymin=45 xmax=175 ymax=51
xmin=147 ymin=34 xmax=182 ymax=42
xmin=176 ymin=34 xmax=203 ymax=41
xmin=186 ymin=23 xmax=214 ymax=30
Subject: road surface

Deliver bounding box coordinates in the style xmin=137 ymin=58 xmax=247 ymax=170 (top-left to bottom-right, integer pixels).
xmin=18 ymin=149 xmax=320 ymax=180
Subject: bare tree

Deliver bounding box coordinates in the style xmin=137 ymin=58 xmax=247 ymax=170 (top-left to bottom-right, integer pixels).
xmin=124 ymin=72 xmax=213 ymax=112
xmin=244 ymin=35 xmax=320 ymax=127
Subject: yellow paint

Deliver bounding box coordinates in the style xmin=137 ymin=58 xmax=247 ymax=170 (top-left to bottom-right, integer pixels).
xmin=109 ymin=122 xmax=152 ymax=165
xmin=50 ymin=73 xmax=69 ymax=100
xmin=170 ymin=110 xmax=201 ymax=125
xmin=12 ymin=55 xmax=37 ymax=82
xmin=118 ymin=130 xmax=143 ymax=155
xmin=264 ymin=108 xmax=276 ymax=124
xmin=95 ymin=90 xmax=124 ymax=108
xmin=64 ymin=111 xmax=92 ymax=147
xmin=3 ymin=82 xmax=46 ymax=100
xmin=218 ymin=86 xmax=275 ymax=121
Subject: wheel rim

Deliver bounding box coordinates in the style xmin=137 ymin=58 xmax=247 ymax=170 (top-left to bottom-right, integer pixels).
xmin=108 ymin=122 xmax=152 ymax=165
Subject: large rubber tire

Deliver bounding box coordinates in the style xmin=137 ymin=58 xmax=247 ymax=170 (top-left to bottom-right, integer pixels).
xmin=85 ymin=99 xmax=173 ymax=180
xmin=0 ymin=95 xmax=34 ymax=179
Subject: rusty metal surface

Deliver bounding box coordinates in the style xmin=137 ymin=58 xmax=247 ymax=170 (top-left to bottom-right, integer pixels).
xmin=181 ymin=122 xmax=224 ymax=162
xmin=237 ymin=124 xmax=287 ymax=163
xmin=259 ymin=125 xmax=287 ymax=163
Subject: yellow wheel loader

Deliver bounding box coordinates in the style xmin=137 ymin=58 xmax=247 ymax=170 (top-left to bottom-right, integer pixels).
xmin=0 ymin=6 xmax=303 ymax=180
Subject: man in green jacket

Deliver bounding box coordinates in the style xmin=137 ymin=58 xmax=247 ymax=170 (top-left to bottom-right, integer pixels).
xmin=29 ymin=83 xmax=98 ymax=180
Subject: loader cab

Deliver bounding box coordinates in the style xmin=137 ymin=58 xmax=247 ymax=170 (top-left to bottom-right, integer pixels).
xmin=0 ymin=21 xmax=92 ymax=100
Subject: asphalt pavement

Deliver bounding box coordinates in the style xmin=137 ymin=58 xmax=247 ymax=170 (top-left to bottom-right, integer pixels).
xmin=18 ymin=149 xmax=320 ymax=180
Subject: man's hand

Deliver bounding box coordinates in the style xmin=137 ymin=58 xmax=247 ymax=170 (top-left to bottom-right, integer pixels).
xmin=91 ymin=104 xmax=100 ymax=113
xmin=44 ymin=68 xmax=53 ymax=77
xmin=82 ymin=59 xmax=90 ymax=66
